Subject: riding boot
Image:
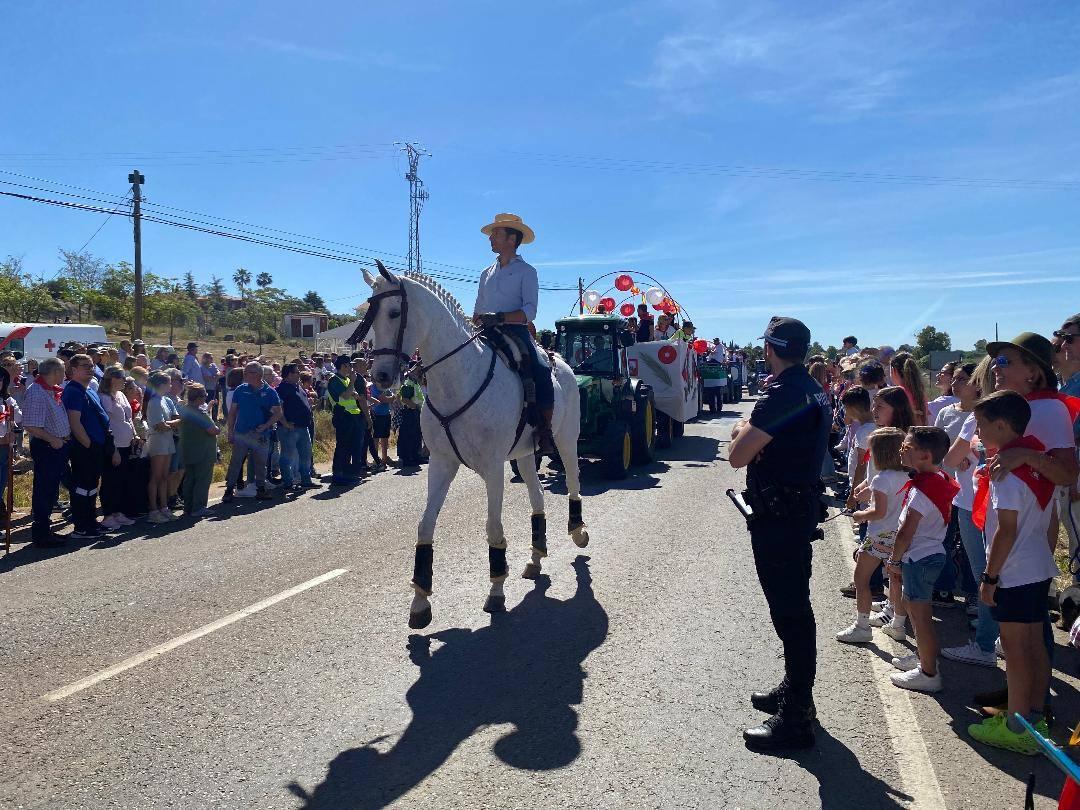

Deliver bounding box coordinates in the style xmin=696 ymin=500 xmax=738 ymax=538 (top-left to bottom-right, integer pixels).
xmin=744 ymin=687 xmax=816 ymax=751
xmin=537 ymin=408 xmax=557 ymax=455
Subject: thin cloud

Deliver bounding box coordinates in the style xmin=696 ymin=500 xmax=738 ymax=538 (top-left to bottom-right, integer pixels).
xmin=246 ymin=36 xmax=437 ymax=72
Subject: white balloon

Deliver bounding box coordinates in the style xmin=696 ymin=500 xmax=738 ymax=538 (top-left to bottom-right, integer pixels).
xmin=645 ymin=287 xmax=665 ymax=306
xmin=583 ymin=289 xmax=602 ymax=307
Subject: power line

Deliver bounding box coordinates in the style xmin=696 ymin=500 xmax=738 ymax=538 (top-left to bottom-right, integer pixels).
xmin=0 ymin=189 xmax=577 ymax=291
xmin=74 ymin=190 xmax=133 ymax=255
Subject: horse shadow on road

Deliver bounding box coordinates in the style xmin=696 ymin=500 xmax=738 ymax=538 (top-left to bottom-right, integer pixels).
xmin=288 ymin=555 xmax=608 ymax=810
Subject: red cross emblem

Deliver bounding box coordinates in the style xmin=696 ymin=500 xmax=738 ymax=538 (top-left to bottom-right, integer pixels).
xmin=44 ymin=339 xmax=56 ymax=352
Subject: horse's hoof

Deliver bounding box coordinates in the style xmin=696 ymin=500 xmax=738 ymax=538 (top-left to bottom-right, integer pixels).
xmin=572 ymin=528 xmax=590 ymax=548
xmin=408 ymin=606 xmax=432 ymax=629
xmin=522 ymin=562 xmax=542 ymax=579
xmin=483 ymin=594 xmax=506 ymax=613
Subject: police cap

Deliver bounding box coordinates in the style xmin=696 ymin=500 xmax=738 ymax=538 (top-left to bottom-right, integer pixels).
xmin=760 ymin=316 xmax=811 ymax=355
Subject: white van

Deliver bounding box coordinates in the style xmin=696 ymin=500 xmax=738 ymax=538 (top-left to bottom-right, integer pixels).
xmin=0 ymin=322 xmax=109 ymax=361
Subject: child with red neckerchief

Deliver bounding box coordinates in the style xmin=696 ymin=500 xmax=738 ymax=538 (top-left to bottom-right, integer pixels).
xmin=886 ymin=426 xmax=958 ymax=694
xmin=967 ymin=390 xmax=1058 ymax=755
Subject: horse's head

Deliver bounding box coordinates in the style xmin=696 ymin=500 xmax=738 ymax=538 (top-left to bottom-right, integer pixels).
xmin=360 ymin=261 xmax=416 ymax=388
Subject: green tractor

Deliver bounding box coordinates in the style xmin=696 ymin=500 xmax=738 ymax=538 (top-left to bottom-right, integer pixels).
xmin=555 ymin=314 xmax=656 ymax=479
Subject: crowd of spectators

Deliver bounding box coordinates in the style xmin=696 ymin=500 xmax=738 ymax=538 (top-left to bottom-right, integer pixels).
xmin=813 ymin=319 xmax=1080 ymax=757
xmin=0 ymin=338 xmax=428 ymax=547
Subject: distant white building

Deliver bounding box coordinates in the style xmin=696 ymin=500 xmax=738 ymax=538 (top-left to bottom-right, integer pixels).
xmin=280 ymin=312 xmax=328 ymax=340
xmin=314 ymin=319 xmax=364 ymax=354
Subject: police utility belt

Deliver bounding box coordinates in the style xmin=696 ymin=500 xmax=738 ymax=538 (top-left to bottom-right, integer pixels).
xmin=741 ymin=481 xmax=827 ymax=525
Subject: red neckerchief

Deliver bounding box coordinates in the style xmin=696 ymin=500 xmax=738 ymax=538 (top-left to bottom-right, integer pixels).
xmin=862 ymin=449 xmax=871 ymax=466
xmin=1026 ymin=389 xmax=1080 ymax=422
xmin=130 ymin=398 xmax=142 ymax=417
xmin=35 ymin=377 xmax=62 ymax=404
xmin=898 ymin=469 xmax=960 ymax=525
xmin=971 ymin=435 xmax=1054 ymax=530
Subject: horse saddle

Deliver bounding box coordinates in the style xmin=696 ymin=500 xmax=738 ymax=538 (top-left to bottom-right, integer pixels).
xmin=481 ymin=327 xmax=552 ymax=428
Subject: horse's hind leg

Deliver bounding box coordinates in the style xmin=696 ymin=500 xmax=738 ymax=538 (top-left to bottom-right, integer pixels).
xmin=555 ymin=428 xmax=588 ymax=548
xmin=483 ymin=467 xmax=509 ymax=614
xmin=410 ymin=457 xmax=459 ymax=629
xmin=520 ymin=455 xmax=546 ymax=579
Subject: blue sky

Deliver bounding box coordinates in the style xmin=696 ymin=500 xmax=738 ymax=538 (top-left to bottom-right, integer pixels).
xmin=2 ymin=2 xmax=1078 ymax=350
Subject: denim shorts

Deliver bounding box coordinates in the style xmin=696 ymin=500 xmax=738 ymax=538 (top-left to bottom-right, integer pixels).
xmin=902 ymin=553 xmax=946 ymax=603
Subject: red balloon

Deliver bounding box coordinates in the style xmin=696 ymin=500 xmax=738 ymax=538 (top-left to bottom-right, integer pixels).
xmin=619 ymin=302 xmax=635 ymax=317
xmin=614 ymin=274 xmax=634 ymax=292
xmin=600 ymin=297 xmax=616 ymax=313
xmin=658 ymin=345 xmax=678 ymax=364
xmin=693 ymin=339 xmax=708 ymax=354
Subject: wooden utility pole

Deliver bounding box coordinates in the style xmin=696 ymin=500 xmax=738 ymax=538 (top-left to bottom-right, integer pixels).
xmin=578 ymin=277 xmax=584 ymax=314
xmin=129 ymin=170 xmax=145 ymax=339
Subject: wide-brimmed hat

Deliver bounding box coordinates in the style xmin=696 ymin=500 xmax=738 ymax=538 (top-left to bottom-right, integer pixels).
xmin=481 ymin=213 xmax=535 ymax=245
xmin=987 ymin=332 xmax=1056 ymax=382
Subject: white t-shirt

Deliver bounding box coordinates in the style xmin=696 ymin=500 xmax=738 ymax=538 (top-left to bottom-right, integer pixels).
xmin=938 ymin=404 xmax=977 ymax=509
xmin=847 ymin=421 xmax=875 ymax=481
xmin=928 ymin=395 xmax=959 ymax=425
xmin=985 ymin=472 xmax=1058 ymax=588
xmin=867 ymin=469 xmax=909 ymax=542
xmin=899 ymin=487 xmax=949 ymax=562
xmin=959 ymin=398 xmax=1073 ymax=452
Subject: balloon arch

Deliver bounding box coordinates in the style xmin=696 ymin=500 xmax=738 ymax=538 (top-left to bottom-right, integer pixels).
xmin=568 ymin=271 xmax=710 ymax=356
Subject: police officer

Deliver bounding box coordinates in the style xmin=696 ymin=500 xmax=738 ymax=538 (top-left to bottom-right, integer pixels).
xmin=326 ymin=355 xmax=364 ymax=485
xmin=727 ymin=316 xmax=830 ymax=750
xmin=472 ymin=213 xmax=556 ymax=454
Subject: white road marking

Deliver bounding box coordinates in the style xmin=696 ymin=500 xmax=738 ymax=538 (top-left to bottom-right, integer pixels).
xmin=834 ymin=522 xmax=947 ymax=810
xmin=41 ymin=568 xmax=349 ymax=703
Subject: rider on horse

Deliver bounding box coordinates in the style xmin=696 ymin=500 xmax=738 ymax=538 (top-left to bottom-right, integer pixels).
xmin=472 ymin=213 xmax=557 ymax=455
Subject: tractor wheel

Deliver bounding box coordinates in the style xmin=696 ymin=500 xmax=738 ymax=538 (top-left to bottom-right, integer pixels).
xmin=631 ymin=393 xmax=655 ymax=466
xmin=601 ymin=421 xmax=632 ymax=479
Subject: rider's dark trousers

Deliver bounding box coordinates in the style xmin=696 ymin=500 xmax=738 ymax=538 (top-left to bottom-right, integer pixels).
xmin=750 ymin=513 xmax=817 ymax=703
xmin=501 ymin=324 xmax=554 ymax=410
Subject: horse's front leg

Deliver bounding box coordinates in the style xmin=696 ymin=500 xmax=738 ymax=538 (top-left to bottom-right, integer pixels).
xmin=409 ymin=457 xmax=459 ymax=629
xmin=482 ymin=466 xmax=509 ymax=614
xmin=519 ymin=455 xmax=547 ymax=579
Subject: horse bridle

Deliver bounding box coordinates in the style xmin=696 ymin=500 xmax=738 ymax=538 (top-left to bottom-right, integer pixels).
xmin=351 ymin=261 xmax=413 ymax=373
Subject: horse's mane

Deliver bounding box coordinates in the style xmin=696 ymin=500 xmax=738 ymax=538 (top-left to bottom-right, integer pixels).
xmin=403 ymin=270 xmax=472 ymax=334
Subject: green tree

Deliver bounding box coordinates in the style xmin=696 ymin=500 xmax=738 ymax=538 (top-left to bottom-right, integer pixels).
xmin=255 ymin=271 xmax=273 ymax=289
xmin=302 ymin=290 xmax=327 ymax=312
xmin=0 ymin=257 xmax=61 ymax=322
xmin=58 ymin=249 xmax=106 ymax=320
xmin=913 ymin=325 xmax=951 ymax=360
xmin=148 ymin=290 xmax=200 ymax=346
xmin=233 ymin=267 xmax=252 ymax=299
xmin=182 ymin=271 xmax=198 ymax=299
xmin=206 ymin=275 xmax=226 ymax=301
xmin=825 ymin=345 xmax=839 ymax=360
xmin=97 ymin=262 xmax=168 ymax=334
xmin=974 ymin=339 xmax=988 ymax=355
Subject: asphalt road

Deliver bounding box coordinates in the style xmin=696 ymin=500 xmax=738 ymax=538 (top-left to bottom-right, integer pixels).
xmin=3 ymin=399 xmax=1079 ymax=809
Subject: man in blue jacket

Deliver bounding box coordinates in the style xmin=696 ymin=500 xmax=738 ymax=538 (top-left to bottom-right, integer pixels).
xmin=276 ymin=363 xmax=320 ymax=491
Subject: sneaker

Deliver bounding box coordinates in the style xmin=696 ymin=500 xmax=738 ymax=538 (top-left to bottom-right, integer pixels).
xmin=300 ymin=481 xmax=322 ymax=489
xmin=965 ymin=594 xmax=979 ymax=617
xmin=236 ymin=484 xmax=258 ymax=499
xmin=890 ymin=667 xmax=942 ymax=693
xmin=869 ymin=608 xmax=894 ymax=627
xmin=263 ymin=480 xmax=281 ymax=491
xmin=100 ymin=516 xmax=124 ymax=530
xmin=932 ymin=590 xmax=956 ymax=608
xmin=968 ymin=714 xmax=1038 ymax=756
xmin=871 ymin=599 xmax=888 ymax=612
xmin=995 ymin=637 xmax=1006 ymax=659
xmin=192 ymin=508 xmax=214 ymax=518
xmin=942 ymin=641 xmax=998 ymax=668
xmin=70 ymin=527 xmax=106 ymax=539
xmin=159 ymin=508 xmax=180 ymax=521
xmin=836 ymin=622 xmax=873 ymax=644
xmin=147 ymin=511 xmax=170 ymax=524
xmin=881 ymin=622 xmax=907 ymax=641
xmin=891 ymin=653 xmax=921 ymax=671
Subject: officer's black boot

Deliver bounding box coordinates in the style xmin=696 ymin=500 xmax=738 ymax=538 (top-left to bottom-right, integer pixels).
xmin=744 ymin=690 xmax=816 ymax=751
xmin=750 ymin=678 xmax=817 ymax=720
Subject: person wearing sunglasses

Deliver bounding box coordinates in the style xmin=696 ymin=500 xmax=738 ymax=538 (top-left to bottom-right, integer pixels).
xmin=1052 ymin=314 xmax=1080 ymax=586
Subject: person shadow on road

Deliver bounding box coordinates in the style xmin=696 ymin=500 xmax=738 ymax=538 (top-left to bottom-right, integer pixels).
xmin=289 ymin=555 xmax=608 ymax=810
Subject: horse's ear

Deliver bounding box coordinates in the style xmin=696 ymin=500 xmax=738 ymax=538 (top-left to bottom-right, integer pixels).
xmin=361 ymin=268 xmax=376 ymax=288
xmin=376 ymin=259 xmax=398 ymax=283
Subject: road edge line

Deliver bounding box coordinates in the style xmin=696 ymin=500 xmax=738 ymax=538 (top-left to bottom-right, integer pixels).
xmin=41 ymin=568 xmax=349 ymax=703
xmin=833 ymin=519 xmax=947 ymax=810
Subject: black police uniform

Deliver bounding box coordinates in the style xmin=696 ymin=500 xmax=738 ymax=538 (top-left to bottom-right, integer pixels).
xmin=741 ymin=323 xmax=830 ymax=749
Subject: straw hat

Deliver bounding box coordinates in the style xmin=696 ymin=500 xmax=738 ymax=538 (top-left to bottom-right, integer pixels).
xmin=481 ymin=213 xmax=535 ymax=245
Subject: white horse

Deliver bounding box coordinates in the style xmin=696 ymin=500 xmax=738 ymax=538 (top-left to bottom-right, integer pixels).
xmin=359 ymin=262 xmax=589 ymax=629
